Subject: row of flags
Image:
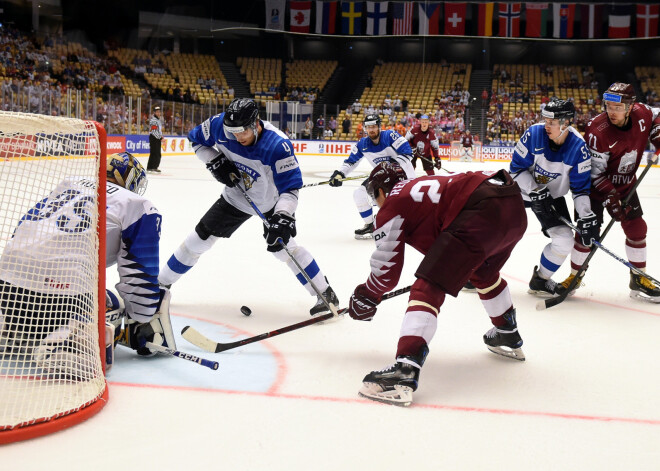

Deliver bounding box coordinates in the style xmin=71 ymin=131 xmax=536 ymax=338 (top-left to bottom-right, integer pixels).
xmin=265 ymin=1 xmax=660 ymax=39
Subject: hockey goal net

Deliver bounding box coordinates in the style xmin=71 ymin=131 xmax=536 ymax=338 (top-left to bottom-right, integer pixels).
xmin=0 ymin=111 xmax=107 ymax=444
xmin=448 ymin=140 xmax=483 ymax=162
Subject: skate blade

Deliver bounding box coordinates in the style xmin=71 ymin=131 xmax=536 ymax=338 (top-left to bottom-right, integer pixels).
xmin=629 ymin=290 xmax=660 ymax=303
xmin=486 ymin=345 xmax=526 ymax=361
xmin=461 ymin=286 xmax=477 ymax=293
xmin=527 ymin=288 xmax=562 ymax=298
xmin=354 ymin=233 xmax=373 ymax=240
xmin=358 ymin=383 xmax=413 ymax=407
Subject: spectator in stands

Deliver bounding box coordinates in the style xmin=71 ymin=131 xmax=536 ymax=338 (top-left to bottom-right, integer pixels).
xmin=329 ymin=115 xmax=337 ymax=134
xmin=401 ymin=96 xmax=409 ymax=112
xmin=342 ymin=115 xmax=351 ymax=135
xmin=302 ymin=116 xmax=313 ymax=139
xmin=481 ymin=88 xmax=489 ymax=108
xmin=323 ymin=125 xmax=333 ymax=139
xmin=315 ymin=115 xmax=325 ymax=140
xmin=352 ymin=99 xmax=362 ymax=114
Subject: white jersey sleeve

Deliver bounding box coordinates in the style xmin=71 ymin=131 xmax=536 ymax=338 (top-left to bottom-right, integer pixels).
xmin=106 ymin=182 xmax=162 ymax=323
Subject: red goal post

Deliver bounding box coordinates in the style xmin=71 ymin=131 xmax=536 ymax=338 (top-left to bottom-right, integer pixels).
xmin=0 ymin=112 xmax=107 ymax=444
xmin=448 ymin=140 xmax=483 ymax=162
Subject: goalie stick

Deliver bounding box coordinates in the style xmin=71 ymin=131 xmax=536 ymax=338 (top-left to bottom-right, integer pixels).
xmin=301 ymin=174 xmax=369 ymax=188
xmin=556 ymin=215 xmax=660 ymax=286
xmin=181 ymin=285 xmax=412 ymax=353
xmin=537 ymin=161 xmax=654 ymax=311
xmin=144 ymin=341 xmax=219 ymax=370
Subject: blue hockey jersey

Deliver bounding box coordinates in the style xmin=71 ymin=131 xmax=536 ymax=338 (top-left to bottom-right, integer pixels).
xmin=339 ymin=130 xmax=416 ymax=178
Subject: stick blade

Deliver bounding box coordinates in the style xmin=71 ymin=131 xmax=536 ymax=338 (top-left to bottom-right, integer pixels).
xmin=181 ymin=326 xmax=219 ymax=353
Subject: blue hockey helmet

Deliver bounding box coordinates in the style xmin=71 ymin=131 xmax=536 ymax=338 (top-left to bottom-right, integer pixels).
xmin=107 ymin=152 xmax=147 ymax=195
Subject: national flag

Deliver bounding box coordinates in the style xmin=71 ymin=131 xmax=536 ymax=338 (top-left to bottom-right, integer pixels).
xmin=265 ymin=0 xmax=286 ymax=30
xmin=444 ymin=2 xmax=467 ymax=36
xmin=608 ymin=5 xmax=632 ymax=38
xmin=315 ymin=1 xmax=338 ymax=34
xmin=366 ymin=1 xmax=388 ymax=35
xmin=419 ymin=2 xmax=441 ymax=35
xmin=525 ymin=3 xmax=549 ymax=38
xmin=580 ymin=3 xmax=603 ymax=39
xmin=477 ymin=3 xmax=495 ymax=36
xmin=498 ymin=3 xmax=521 ymax=37
xmin=341 ymin=1 xmax=363 ymax=35
xmin=392 ymin=2 xmax=413 ymax=35
xmin=636 ymin=4 xmax=659 ymax=38
xmin=552 ymin=3 xmax=575 ymax=38
xmin=289 ymin=1 xmax=311 ymax=33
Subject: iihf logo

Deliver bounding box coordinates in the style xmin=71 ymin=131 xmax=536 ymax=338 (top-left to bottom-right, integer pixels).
xmin=319 ymin=144 xmax=325 ymax=153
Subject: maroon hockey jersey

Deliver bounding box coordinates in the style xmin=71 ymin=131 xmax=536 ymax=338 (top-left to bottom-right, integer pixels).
xmin=586 ymin=104 xmax=660 ymax=198
xmin=461 ymin=134 xmax=474 ymax=148
xmin=365 ymin=172 xmax=494 ymax=295
xmin=406 ymin=125 xmax=439 ymax=159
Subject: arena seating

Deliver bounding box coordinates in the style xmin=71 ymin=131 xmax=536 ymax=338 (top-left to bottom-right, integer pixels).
xmin=238 ymin=56 xmax=282 ymax=106
xmin=635 ymin=66 xmax=660 ymax=106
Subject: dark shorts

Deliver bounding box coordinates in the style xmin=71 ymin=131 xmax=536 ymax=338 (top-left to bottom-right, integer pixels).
xmin=416 ymin=170 xmax=528 ymax=297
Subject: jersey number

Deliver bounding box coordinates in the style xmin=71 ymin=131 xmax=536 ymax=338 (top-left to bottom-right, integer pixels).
xmin=22 ymin=189 xmax=94 ymax=233
xmin=409 ymin=180 xmax=442 ymax=203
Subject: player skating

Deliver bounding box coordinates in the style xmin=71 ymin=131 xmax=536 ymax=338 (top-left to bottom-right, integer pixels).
xmin=328 ymin=114 xmax=415 ymax=239
xmin=405 ymin=114 xmax=441 ymax=175
xmin=347 ymin=162 xmax=527 ymax=406
xmin=158 ymin=98 xmax=338 ymax=316
xmin=509 ymin=98 xmax=599 ymax=297
xmin=561 ymin=83 xmax=660 ymax=302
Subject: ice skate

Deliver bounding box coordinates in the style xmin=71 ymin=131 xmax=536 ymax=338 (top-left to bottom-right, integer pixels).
xmin=483 ymin=308 xmax=525 ymax=361
xmin=527 ymin=265 xmax=560 ymax=297
xmin=310 ymin=285 xmax=340 ymax=316
xmin=462 ymin=281 xmax=477 ymax=293
xmin=354 ymin=222 xmax=374 ymax=240
xmin=629 ymin=271 xmax=660 ymax=303
xmin=358 ymin=361 xmax=420 ymax=407
xmin=556 ymin=272 xmax=583 ymax=297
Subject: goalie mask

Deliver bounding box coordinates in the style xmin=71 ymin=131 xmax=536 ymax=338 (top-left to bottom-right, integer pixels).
xmin=224 ymin=98 xmax=260 ymax=143
xmin=366 ymin=162 xmax=407 ymax=200
xmin=107 ymin=152 xmax=147 ymax=195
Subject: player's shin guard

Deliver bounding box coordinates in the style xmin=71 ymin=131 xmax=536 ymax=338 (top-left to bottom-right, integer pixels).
xmin=271 ymin=238 xmax=330 ymax=296
xmin=158 ymin=231 xmax=219 ymax=286
xmin=353 ymin=185 xmax=374 ymax=225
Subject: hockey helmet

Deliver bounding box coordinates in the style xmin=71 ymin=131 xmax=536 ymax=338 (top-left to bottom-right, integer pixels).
xmin=541 ymin=98 xmax=575 ymax=123
xmin=363 ymin=114 xmax=382 ymax=127
xmin=107 ymin=152 xmax=147 ymax=195
xmin=603 ymin=82 xmax=636 ymax=106
xmin=224 ymin=98 xmax=260 ymax=138
xmin=366 ymin=162 xmax=407 ymax=200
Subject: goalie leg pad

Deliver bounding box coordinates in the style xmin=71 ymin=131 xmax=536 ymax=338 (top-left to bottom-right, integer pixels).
xmin=121 ymin=289 xmax=177 ymax=356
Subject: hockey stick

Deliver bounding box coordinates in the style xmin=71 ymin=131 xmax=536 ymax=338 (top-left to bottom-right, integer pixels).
xmin=416 ymin=153 xmax=450 ymax=173
xmin=556 ymin=215 xmax=660 ymax=286
xmin=144 ymin=341 xmax=219 ymax=370
xmin=538 ymin=162 xmax=654 ymax=311
xmin=230 ymin=176 xmax=338 ymax=315
xmin=181 ymin=285 xmax=412 ymax=353
xmin=301 ymin=174 xmax=368 ymax=188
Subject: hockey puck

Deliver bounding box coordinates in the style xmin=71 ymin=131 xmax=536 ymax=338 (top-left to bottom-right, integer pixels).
xmin=240 ymin=306 xmax=252 ymax=316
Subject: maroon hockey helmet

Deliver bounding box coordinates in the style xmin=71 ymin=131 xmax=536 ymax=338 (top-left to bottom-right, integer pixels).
xmin=366 ymin=162 xmax=408 ymax=200
xmin=603 ymin=82 xmax=636 ymax=106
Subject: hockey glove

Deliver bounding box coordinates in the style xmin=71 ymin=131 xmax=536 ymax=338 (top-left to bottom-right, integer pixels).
xmin=265 ymin=213 xmax=297 ymax=252
xmin=328 ymin=170 xmax=345 ymax=187
xmin=603 ymin=191 xmax=631 ymax=222
xmin=348 ymin=283 xmax=383 ymax=322
xmin=577 ymin=214 xmax=600 ymax=247
xmin=434 ymin=159 xmax=442 ymax=170
xmin=528 ymin=187 xmax=553 ymax=216
xmin=206 ymin=153 xmax=239 ymax=187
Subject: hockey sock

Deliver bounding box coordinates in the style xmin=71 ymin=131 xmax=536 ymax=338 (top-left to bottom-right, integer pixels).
xmin=158 ymin=231 xmax=219 ymax=286
xmin=476 ymin=277 xmax=513 ymax=327
xmin=625 ymin=238 xmax=646 ymax=271
xmin=354 ymin=185 xmax=374 ymax=224
xmin=271 ymin=239 xmax=329 ymax=296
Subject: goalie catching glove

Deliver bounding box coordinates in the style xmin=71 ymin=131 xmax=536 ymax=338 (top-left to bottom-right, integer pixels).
xmin=117 ymin=288 xmax=177 ymax=356
xmin=328 ymin=170 xmax=345 ymax=187
xmin=265 ymin=213 xmax=297 ymax=252
xmin=348 ymin=283 xmax=383 ymax=322
xmin=206 ymin=152 xmax=240 ymax=187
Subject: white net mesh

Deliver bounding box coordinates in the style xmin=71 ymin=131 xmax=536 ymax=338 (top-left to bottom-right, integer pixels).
xmin=0 ymin=111 xmax=105 ymax=431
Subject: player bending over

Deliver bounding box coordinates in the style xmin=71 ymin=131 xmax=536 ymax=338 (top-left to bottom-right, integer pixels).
xmin=347 ymin=162 xmax=527 ymax=406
